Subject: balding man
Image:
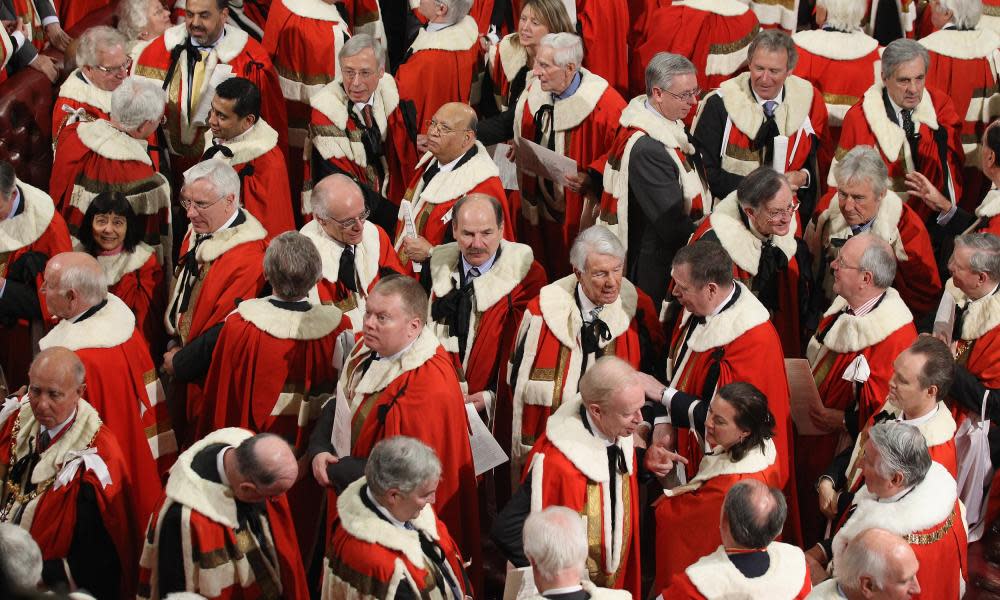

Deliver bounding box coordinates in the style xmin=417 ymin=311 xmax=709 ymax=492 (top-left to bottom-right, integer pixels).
xmin=137 ymin=430 xmax=309 ymax=599
xmin=660 ymin=481 xmax=811 ymax=599
xmin=38 ymin=252 xmax=170 ymax=514
xmin=0 ymin=348 xmax=140 ymax=599
xmin=494 ymin=356 xmax=644 ymax=597
xmin=51 ymin=26 xmax=128 ymax=144
xmin=396 ymin=102 xmax=511 ymax=271
xmin=808 ymin=528 xmax=920 ymax=599
xmin=301 ymin=173 xmax=405 ymax=329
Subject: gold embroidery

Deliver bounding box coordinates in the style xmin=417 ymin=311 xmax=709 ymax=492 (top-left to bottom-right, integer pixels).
xmin=529 ymin=368 xmax=556 ymax=381
xmin=906 ymin=513 xmax=954 ymax=545
xmin=709 ymin=25 xmax=760 ymax=56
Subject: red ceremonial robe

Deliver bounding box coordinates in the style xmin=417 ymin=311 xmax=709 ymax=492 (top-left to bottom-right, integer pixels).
xmin=832 ymin=462 xmax=967 ymax=600
xmin=51 ymin=69 xmax=112 ymax=145
xmin=961 ymin=187 xmax=1000 ymax=236
xmin=331 ymin=328 xmax=480 ymax=569
xmin=304 ymin=74 xmax=418 ymax=212
xmin=137 ymin=428 xmax=309 ymax=600
xmin=809 ymin=189 xmax=942 ymax=316
xmin=508 ymin=275 xmax=642 ymax=472
xmin=749 ymin=0 xmax=799 ymax=33
xmin=54 ymin=0 xmax=109 ymax=30
xmin=631 ymin=0 xmax=760 ymax=96
xmin=984 ymin=0 xmax=1000 ymax=34
xmin=576 ymin=0 xmax=630 ymax=98
xmin=797 ymin=287 xmax=915 ymax=544
xmin=96 ymin=243 xmax=168 ymax=355
xmin=395 ymin=16 xmax=482 ymax=134
xmin=830 ymin=81 xmax=965 ymax=219
xmin=0 ymin=398 xmax=141 ymax=598
xmin=488 ymin=34 xmax=528 ymax=113
xmin=133 ymin=23 xmax=289 ymax=163
xmin=654 ymin=439 xmax=782 ymax=589
xmin=0 ymin=182 xmax=72 ymax=390
xmin=522 ymin=396 xmax=641 ymax=597
xmin=661 ymin=543 xmax=812 ymax=600
xmin=515 ymin=69 xmax=625 ymax=276
xmin=339 ymin=0 xmax=383 ymax=38
xmin=322 ymin=478 xmax=470 ymax=600
xmin=202 ymin=120 xmax=296 ymax=238
xmin=688 ymin=192 xmax=804 ymax=356
xmin=302 ymin=219 xmax=404 ymax=329
xmin=49 ymin=120 xmax=172 ymax=261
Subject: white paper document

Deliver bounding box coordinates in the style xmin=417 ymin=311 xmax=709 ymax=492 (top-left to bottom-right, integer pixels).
xmin=771 ymin=135 xmax=789 ymax=173
xmin=785 ymin=358 xmax=825 ymax=436
xmin=516 ymin=139 xmax=578 ymax=186
xmin=331 ymin=386 xmax=352 ymax=457
xmin=502 ymin=566 xmax=538 ymax=600
xmin=466 ymin=403 xmax=508 ymax=476
xmin=491 ymin=144 xmax=520 ymax=190
xmin=399 ymin=199 xmax=422 ymax=273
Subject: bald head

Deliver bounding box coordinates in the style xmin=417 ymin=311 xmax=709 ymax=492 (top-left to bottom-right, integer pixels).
xmin=28 ymin=347 xmax=86 ymax=429
xmin=427 ymin=102 xmax=477 ymax=164
xmin=230 ymin=433 xmax=298 ymax=502
xmin=833 ymin=233 xmax=897 ymax=304
xmin=43 ymin=252 xmax=108 ymax=319
xmin=837 ymin=528 xmax=920 ymax=598
xmin=453 ymin=193 xmax=505 ymax=266
xmin=311 ymin=174 xmax=367 ymax=245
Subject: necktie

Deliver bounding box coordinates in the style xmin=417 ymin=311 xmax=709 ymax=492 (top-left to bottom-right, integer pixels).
xmin=763 ymin=100 xmax=778 ymax=118
xmin=361 ymin=104 xmax=375 ymax=130
xmin=430 ymin=264 xmax=478 ymax=357
xmin=466 ymin=266 xmax=481 ymax=281
xmin=37 ymin=430 xmax=51 ymax=453
xmin=901 ymin=109 xmax=916 ymax=140
xmin=189 ymin=49 xmax=210 ymax=114
xmin=606 ymin=443 xmax=627 ymax=541
xmin=952 ymin=303 xmax=967 ymax=342
xmin=422 ymin=162 xmax=441 ymax=186
xmin=340 ymin=245 xmax=358 ymax=293
xmin=176 ymin=233 xmax=212 ymax=314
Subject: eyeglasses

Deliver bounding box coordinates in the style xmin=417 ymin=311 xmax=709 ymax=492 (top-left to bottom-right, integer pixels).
xmin=93 ymin=57 xmax=132 ymax=74
xmin=180 ymin=193 xmax=227 ymax=212
xmin=764 ymin=201 xmax=801 ymax=221
xmin=342 ymin=68 xmax=378 ymax=81
xmin=320 ymin=207 xmax=370 ymax=229
xmin=425 ymin=119 xmax=470 ymax=136
xmin=663 ymin=87 xmax=701 ymax=103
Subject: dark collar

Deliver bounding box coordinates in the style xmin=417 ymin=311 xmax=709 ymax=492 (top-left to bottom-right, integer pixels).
xmin=267 ymin=298 xmax=312 ymax=312
xmin=72 ymin=298 xmax=109 ymax=324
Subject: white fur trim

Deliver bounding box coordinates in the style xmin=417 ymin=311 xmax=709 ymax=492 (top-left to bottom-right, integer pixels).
xmin=407 ymin=142 xmax=499 ymax=207
xmin=191 ymin=211 xmax=267 ymax=263
xmin=945 ymin=278 xmax=1000 ymax=341
xmin=666 ymin=438 xmax=776 ymax=496
xmin=162 ymin=23 xmax=249 ymax=64
xmin=749 ymin=0 xmax=799 ymax=31
xmin=885 ymin=401 xmax=957 ymax=447
xmin=94 ymin=243 xmax=155 ymax=287
xmin=522 ymin=68 xmax=609 ymax=132
xmin=0 ymin=180 xmax=55 ymax=253
xmin=813 ymin=189 xmax=910 ymax=268
xmin=429 ymin=240 xmax=535 ymax=311
xmin=407 ymin=16 xmax=478 ymax=53
xmin=919 ymin=28 xmax=1000 ymax=60
xmin=684 ymin=282 xmax=770 ymax=352
xmin=165 ymin=427 xmax=253 ymax=528
xmin=806 ymin=287 xmax=912 ymax=355
xmin=302 ymin=219 xmax=382 ymax=293
xmin=202 ymin=119 xmax=279 ymax=165
xmin=56 ymin=70 xmax=113 ymax=113
xmin=708 ymin=192 xmax=798 ymax=275
xmin=538 ymin=275 xmax=638 ymax=350
xmin=521 ymin=581 xmax=630 ymax=600
xmin=677 ymin=0 xmax=750 ymax=16
xmin=77 ymin=119 xmax=152 ymax=165
xmin=976 ymin=188 xmax=1000 ymax=219
xmin=686 ymin=543 xmax=808 ymax=598
xmin=236 ymin=297 xmax=345 ymax=340
xmin=808 ymin=579 xmax=842 ymax=599
xmin=544 ymin=395 xmax=635 ymax=482
xmin=496 ymin=34 xmax=528 ymax=82
xmin=40 ymin=294 xmax=136 ymax=351
xmin=718 ymin=72 xmax=816 ymax=140
xmin=282 ymin=0 xmax=343 ymax=20
xmin=792 ymin=29 xmax=879 ymax=61
xmin=340 ymin=327 xmax=442 ymax=399
xmin=12 ymin=399 xmax=103 ymax=489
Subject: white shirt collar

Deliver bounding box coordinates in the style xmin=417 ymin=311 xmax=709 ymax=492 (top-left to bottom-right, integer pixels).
xmin=584 ymin=409 xmax=616 ymax=447
xmin=193 ymin=28 xmax=225 ymax=50
xmin=970 ymin=282 xmax=1000 ymax=303
xmin=216 ymin=445 xmax=232 ymax=486
xmin=366 ymin=486 xmax=410 ymax=528
xmin=898 ymin=402 xmax=938 ymax=426
xmin=751 ymin=86 xmax=784 ymax=107
xmin=885 ymin=93 xmax=913 ymax=128
xmin=211 ymin=208 xmax=241 ymax=235
xmin=461 ymin=252 xmax=497 ymax=279
xmin=352 ymin=95 xmax=376 ymax=119
xmin=41 ymin=408 xmax=77 ymax=439
xmin=4 ymin=188 xmax=20 ymax=222
xmin=576 ymin=283 xmax=601 ymax=322
xmin=426 ymin=22 xmax=450 ymax=33
xmin=644 ymin=99 xmax=671 ymax=123
xmin=436 ymin=153 xmax=464 ymax=174
xmin=379 ymin=334 xmax=419 ymax=362
xmin=710 ymin=283 xmax=738 ymax=316
xmin=215 ymin=121 xmax=256 ymax=145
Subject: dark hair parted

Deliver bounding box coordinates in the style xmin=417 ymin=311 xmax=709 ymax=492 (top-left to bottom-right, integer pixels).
xmin=717 ymin=381 xmax=775 ymax=462
xmin=78 ymin=192 xmax=143 ymax=254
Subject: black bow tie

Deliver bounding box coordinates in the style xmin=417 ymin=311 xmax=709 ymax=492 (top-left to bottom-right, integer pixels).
xmin=607 ymin=444 xmax=627 ymax=475
xmin=581 ymin=315 xmax=612 ymax=355
xmin=755 ymin=240 xmax=789 ymax=312
xmin=431 ymin=279 xmax=476 ymax=357
xmin=203 ymin=143 xmax=234 ymax=160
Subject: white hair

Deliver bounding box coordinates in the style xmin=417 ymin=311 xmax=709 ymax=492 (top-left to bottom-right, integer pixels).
xmin=834 ymin=145 xmax=890 ymax=197
xmin=539 ymin=32 xmax=584 ymax=68
xmin=569 ymin=225 xmax=625 ymax=271
xmin=339 ymin=33 xmax=386 ymax=69
xmin=77 ymin=25 xmax=127 ymax=67
xmin=183 ymin=159 xmax=242 ymax=205
xmin=0 ymin=523 xmax=43 ymax=591
xmin=817 ymin=0 xmax=866 ymax=30
xmin=437 ymin=0 xmax=474 ymax=23
xmin=645 ymin=52 xmax=696 ymax=98
xmin=881 ymin=39 xmax=929 ymax=79
xmin=937 ymin=0 xmax=983 ymax=28
xmin=117 ymin=0 xmax=153 ymax=40
xmin=366 ymin=436 xmax=442 ymax=497
xmin=111 ymin=76 xmax=166 ymax=130
xmin=58 ymin=260 xmax=109 ymax=307
xmin=523 ymin=506 xmax=588 ymax=580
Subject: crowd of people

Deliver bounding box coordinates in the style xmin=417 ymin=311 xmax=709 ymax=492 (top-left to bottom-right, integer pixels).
xmin=0 ymin=0 xmax=999 ymax=597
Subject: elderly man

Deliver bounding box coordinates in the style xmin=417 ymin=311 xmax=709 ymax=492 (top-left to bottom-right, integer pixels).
xmin=811 ymin=145 xmax=941 ymax=316
xmin=394 ymin=0 xmax=480 ymax=134
xmin=134 ymin=0 xmax=288 ymax=169
xmin=806 ymin=422 xmax=967 ymax=598
xmin=51 ymin=26 xmax=128 ymax=144
xmin=693 ymin=30 xmax=827 ymax=218
xmin=162 ymin=160 xmax=267 ymax=442
xmin=137 ymin=430 xmax=309 ymax=598
xmin=49 ymin=76 xmax=172 ymax=262
xmin=660 ymin=481 xmax=811 ymax=599
xmin=307 ymin=275 xmax=480 ymax=571
xmin=0 ymin=161 xmax=72 ymax=390
xmin=0 ymin=523 xmax=43 ymax=595
xmin=306 ymin=34 xmax=419 ymax=226
xmin=507 ymin=226 xmax=643 ymax=469
xmin=808 ymin=528 xmax=920 ymax=599
xmin=0 ymin=348 xmax=139 ymax=599
xmin=515 ymin=32 xmax=625 ymax=276
xmin=494 ymin=357 xmax=643 ymax=596
xmin=202 ymin=77 xmax=296 ymax=238
xmin=689 ymin=166 xmax=811 ymax=356
xmin=323 ymin=436 xmax=471 ymax=599
xmin=396 ymin=102 xmax=510 ymax=271
xmin=831 ymin=39 xmax=964 ymax=218
xmin=598 ymin=52 xmax=708 ymax=309
xmin=301 ymin=174 xmax=404 ymax=329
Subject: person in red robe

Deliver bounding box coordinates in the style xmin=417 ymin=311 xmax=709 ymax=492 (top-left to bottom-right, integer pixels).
xmin=807 ymin=422 xmax=968 ymax=599
xmin=808 ymin=527 xmax=921 ymax=599
xmin=133 ymin=0 xmax=288 ymax=174
xmin=809 ymin=145 xmax=942 ymax=317
xmin=322 ymin=437 xmax=471 ymax=599
xmin=0 ymin=348 xmax=142 ymax=599
xmin=201 ymin=77 xmax=296 ymax=238
xmin=338 ymin=0 xmax=382 ymax=37
xmin=492 ymin=356 xmax=645 ymax=597
xmin=658 ymin=480 xmax=812 ymax=600
xmin=51 ymin=26 xmax=127 ymax=145
xmin=161 ymin=160 xmax=267 ymax=445
xmin=49 ymin=76 xmax=173 ymax=264
xmin=515 ymin=32 xmax=625 ymax=276
xmin=507 ymin=226 xmax=645 ymax=475
xmin=749 ymin=0 xmax=800 ymax=33
xmin=395 ymin=103 xmax=512 ymax=273
xmin=308 ymin=274 xmax=481 ymax=581
xmin=574 ymin=0 xmax=630 ymax=98
xmin=137 ymin=429 xmax=310 ymax=599
xmin=630 ymin=0 xmax=761 ymax=96
xmin=796 ymin=233 xmax=917 ymax=546
xmin=115 ymin=0 xmax=172 ymax=51
xmin=54 ymin=0 xmax=110 ymax=30
xmin=0 ymin=164 xmax=73 ymax=392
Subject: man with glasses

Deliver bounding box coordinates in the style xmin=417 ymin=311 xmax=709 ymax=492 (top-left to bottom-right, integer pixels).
xmin=52 ymin=26 xmax=127 ymax=145
xmin=301 ymin=173 xmax=405 ymax=329
xmin=599 ymin=52 xmax=708 ymax=310
xmin=396 ymin=101 xmax=510 ymax=273
xmin=202 ymin=77 xmax=296 ymax=239
xmin=162 ymin=159 xmax=267 ymax=445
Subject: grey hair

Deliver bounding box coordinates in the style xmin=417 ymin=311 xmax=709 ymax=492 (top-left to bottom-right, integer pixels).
xmin=234 ymin=433 xmax=291 ymax=487
xmin=117 ymin=0 xmax=154 ymax=40
xmin=311 ymin=173 xmax=363 ymax=221
xmin=936 ymin=0 xmax=983 ymax=29
xmin=836 ymin=529 xmax=900 ymax=593
xmin=817 ymin=0 xmax=867 ymax=30
xmin=366 ymin=436 xmax=443 ymax=496
xmin=264 ymin=232 xmax=323 ymax=299
xmin=58 ymin=259 xmax=109 ymax=307
xmin=737 ymin=166 xmax=789 ymax=210
xmin=867 ymin=421 xmax=932 ymax=488
xmin=954 ymin=232 xmax=1000 ymax=281
xmin=748 ymin=29 xmax=798 ymax=70
xmin=0 ymin=160 xmax=14 ymax=196
xmin=436 ymin=0 xmax=474 ymax=23
xmin=854 ymin=234 xmax=897 ymax=289
xmin=76 ymin=25 xmax=127 ymax=67
xmin=834 ymin=145 xmax=889 ymax=197
xmin=569 ymin=225 xmax=625 ymax=272
xmin=539 ymin=32 xmax=584 ymax=68
xmin=0 ymin=523 xmax=43 ymax=591
xmin=579 ymin=356 xmax=638 ymax=411
xmin=645 ymin=52 xmax=696 ymax=98
xmin=523 ymin=507 xmax=588 ymax=580
xmin=723 ymin=481 xmax=787 ymax=549
xmin=111 ymin=77 xmax=167 ymax=130
xmin=183 ymin=159 xmax=242 ymax=205
xmin=881 ymin=39 xmax=929 ymax=80
xmin=339 ymin=33 xmax=386 ymax=70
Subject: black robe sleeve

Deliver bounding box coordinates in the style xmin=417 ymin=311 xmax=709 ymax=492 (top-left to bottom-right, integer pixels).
xmin=951 ymin=364 xmax=1000 ymax=421
xmin=308 ymin=396 xmax=337 ymax=460
xmin=692 ymin=94 xmax=743 ymax=200
xmin=490 ymin=474 xmax=532 ymax=568
xmin=171 ymin=322 xmax=224 ymax=383
xmin=154 ymin=502 xmax=188 ymax=596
